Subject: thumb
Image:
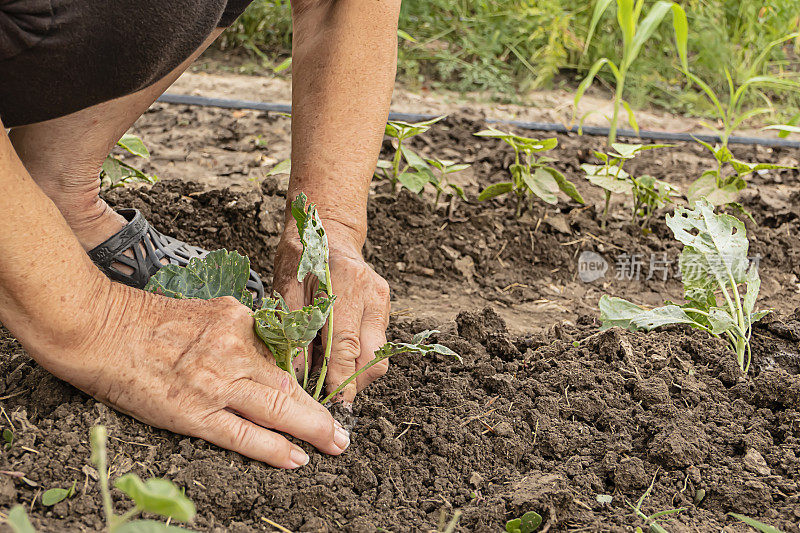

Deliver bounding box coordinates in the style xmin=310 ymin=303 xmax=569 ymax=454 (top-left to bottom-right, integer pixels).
xmin=324 ymin=300 xmax=361 ymax=403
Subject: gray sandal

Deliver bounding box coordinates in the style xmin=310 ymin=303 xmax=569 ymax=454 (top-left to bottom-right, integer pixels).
xmin=88 ymin=209 xmax=265 ymax=301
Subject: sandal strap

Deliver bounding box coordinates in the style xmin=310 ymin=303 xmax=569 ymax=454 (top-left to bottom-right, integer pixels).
xmin=88 ymin=208 xmax=265 ymax=302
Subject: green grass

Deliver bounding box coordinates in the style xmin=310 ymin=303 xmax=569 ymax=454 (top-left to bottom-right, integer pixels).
xmin=219 ymin=0 xmax=800 ymax=119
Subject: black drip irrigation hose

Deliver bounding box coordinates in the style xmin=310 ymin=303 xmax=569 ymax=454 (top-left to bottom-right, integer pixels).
xmin=157 ymin=93 xmax=800 ymax=149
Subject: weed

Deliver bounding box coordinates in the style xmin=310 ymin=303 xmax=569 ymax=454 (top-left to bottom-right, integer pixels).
xmin=376 ymin=116 xmax=446 ymax=194
xmin=475 ymin=127 xmax=583 ymax=216
xmin=728 ymin=513 xmax=783 ymax=533
xmin=580 ymin=143 xmax=676 ymax=228
xmin=575 ymin=0 xmax=688 ymax=144
xmin=5 ymin=426 xmax=195 ymax=533
xmin=627 ymin=472 xmax=685 ymax=533
xmin=145 ymin=193 xmax=460 ymax=405
xmin=41 ymin=481 xmax=76 ymax=506
xmin=505 ymin=511 xmax=543 ymax=533
xmin=101 ymin=134 xmax=157 ymax=190
xmin=599 ymin=200 xmax=770 ymax=372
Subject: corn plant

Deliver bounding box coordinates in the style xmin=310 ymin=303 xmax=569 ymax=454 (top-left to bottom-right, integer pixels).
xmin=599 ymin=200 xmax=770 ymax=373
xmin=671 ymin=32 xmax=800 ymax=206
xmin=475 ymin=127 xmax=584 ymax=217
xmin=375 ymin=116 xmax=445 ymax=193
xmin=100 ymin=134 xmax=157 ymax=189
xmin=5 ymin=426 xmax=195 ymax=533
xmin=145 ymin=193 xmax=460 ymax=405
xmin=575 ymin=0 xmax=688 ymax=144
xmin=581 ymin=143 xmax=676 ymax=228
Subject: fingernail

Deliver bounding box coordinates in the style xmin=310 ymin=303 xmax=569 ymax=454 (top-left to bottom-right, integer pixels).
xmin=290 ymin=446 xmax=309 ymax=468
xmin=334 ymin=425 xmax=351 ymax=451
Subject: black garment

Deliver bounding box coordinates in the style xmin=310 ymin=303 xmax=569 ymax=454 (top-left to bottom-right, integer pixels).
xmin=0 ymin=0 xmax=253 ymax=127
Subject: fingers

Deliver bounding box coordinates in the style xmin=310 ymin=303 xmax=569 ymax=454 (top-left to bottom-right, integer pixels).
xmin=355 ymin=294 xmax=390 ymax=392
xmin=227 ymin=376 xmax=350 ymax=456
xmin=198 ymin=410 xmax=309 ymax=469
xmin=324 ymin=301 xmax=362 ymax=403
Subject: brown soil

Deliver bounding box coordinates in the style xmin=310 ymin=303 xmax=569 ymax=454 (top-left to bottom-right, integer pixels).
xmin=2 ymin=111 xmax=800 ymax=532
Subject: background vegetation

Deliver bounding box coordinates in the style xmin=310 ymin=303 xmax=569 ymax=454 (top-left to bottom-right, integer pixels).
xmin=217 ymin=0 xmax=800 ymax=119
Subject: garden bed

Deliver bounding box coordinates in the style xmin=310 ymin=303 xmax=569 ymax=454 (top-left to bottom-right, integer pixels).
xmin=2 ymin=111 xmax=800 ymax=532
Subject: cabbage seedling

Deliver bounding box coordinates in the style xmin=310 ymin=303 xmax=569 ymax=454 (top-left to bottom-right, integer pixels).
xmin=581 ymin=143 xmax=676 ymax=229
xmin=146 ymin=193 xmax=460 ymax=404
xmin=599 ymin=200 xmax=770 ymax=373
xmin=475 ymin=127 xmax=584 ymax=217
xmin=375 ymin=116 xmax=445 ymax=194
xmin=101 ymin=134 xmax=158 ymax=190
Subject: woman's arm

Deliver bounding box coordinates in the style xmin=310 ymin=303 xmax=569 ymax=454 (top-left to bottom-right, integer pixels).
xmin=273 ymin=0 xmax=401 ymax=402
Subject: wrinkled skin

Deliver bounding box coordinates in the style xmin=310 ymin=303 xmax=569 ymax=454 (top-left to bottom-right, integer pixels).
xmin=28 ymin=284 xmax=350 ymax=469
xmin=273 ymin=222 xmax=391 ymax=403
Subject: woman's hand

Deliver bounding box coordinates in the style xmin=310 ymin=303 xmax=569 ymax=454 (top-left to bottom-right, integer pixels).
xmin=273 ymin=221 xmax=391 ymax=403
xmin=26 ymin=285 xmax=350 ymax=469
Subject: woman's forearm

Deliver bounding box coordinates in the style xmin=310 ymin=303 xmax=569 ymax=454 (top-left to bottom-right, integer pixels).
xmin=286 ymin=0 xmax=401 ymax=244
xmin=0 ymin=122 xmax=115 ymax=358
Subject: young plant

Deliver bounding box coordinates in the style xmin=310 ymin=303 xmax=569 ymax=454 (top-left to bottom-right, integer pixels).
xmin=580 ymin=143 xmax=676 ymax=228
xmin=101 ymin=134 xmax=158 ymax=189
xmin=599 ymin=200 xmax=770 ymax=373
xmin=575 ymin=0 xmax=688 ymax=144
xmin=627 ymin=472 xmax=685 ymax=533
xmin=425 ymin=157 xmax=470 ymax=210
xmin=686 ymin=138 xmax=793 ymax=207
xmin=505 ymin=511 xmax=542 ymax=533
xmin=673 ymin=32 xmax=799 ymax=206
xmin=475 ymin=127 xmax=584 ymax=216
xmin=146 ymin=193 xmax=460 ymax=404
xmin=5 ymin=426 xmax=195 ymax=533
xmin=42 ymin=481 xmax=77 ymax=507
xmin=2 ymin=428 xmax=12 ymax=450
xmin=375 ymin=116 xmax=445 ymax=194
xmin=727 ymin=513 xmax=783 ymax=533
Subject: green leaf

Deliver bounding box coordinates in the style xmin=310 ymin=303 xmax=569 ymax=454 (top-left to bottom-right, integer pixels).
xmin=400 ymin=145 xmax=431 ymax=171
xmin=6 ymin=506 xmax=36 ymax=533
xmin=117 ymin=134 xmax=150 ymax=158
xmin=543 ymin=168 xmax=584 ymax=204
xmin=743 ymin=263 xmax=761 ymax=319
xmin=478 ymin=182 xmax=514 ymax=201
xmin=114 ymin=474 xmax=196 ymax=523
xmin=397 ymin=29 xmax=416 ymax=42
xmin=444 ymin=163 xmax=470 ymax=173
xmin=581 ymin=165 xmax=633 ymax=194
xmin=584 ymin=0 xmax=614 ymax=53
xmin=505 ymin=511 xmax=542 ymax=533
xmin=291 ymin=193 xmax=329 ymax=286
xmin=253 ymin=293 xmax=334 ymax=371
xmin=398 ymin=171 xmax=432 ymax=194
xmin=763 ymin=124 xmax=800 ymax=136
xmin=522 ymin=167 xmax=559 ymax=204
xmin=671 ymin=3 xmax=689 ymax=71
xmin=3 ymin=428 xmax=13 ymax=445
xmin=42 ymin=481 xmax=76 ymax=506
xmin=621 ymin=100 xmax=639 ymax=134
xmin=448 ymin=183 xmax=467 ymax=200
xmin=666 ymin=199 xmax=750 ymax=291
xmin=375 ymin=159 xmax=393 ymax=169
xmin=273 ymin=56 xmax=292 ymax=73
xmin=265 ymin=159 xmax=291 ymax=177
xmin=707 ymin=308 xmax=738 ymax=335
xmin=115 ymin=520 xmax=191 ymax=533
xmin=626 ymin=1 xmax=674 ymax=69
xmin=727 ymin=513 xmax=783 ymax=533
xmin=610 ymin=143 xmax=671 ymax=159
xmin=145 ymin=250 xmax=253 ymax=308
xmin=599 ymin=296 xmax=701 ymax=331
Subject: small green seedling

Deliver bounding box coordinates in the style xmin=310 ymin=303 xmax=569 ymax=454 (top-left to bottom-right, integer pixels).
xmin=627 ymin=472 xmax=685 ymax=533
xmin=101 ymin=134 xmax=158 ymax=189
xmin=437 ymin=509 xmax=462 ymax=533
xmin=727 ymin=513 xmax=783 ymax=533
xmin=375 ymin=116 xmax=446 ymax=194
xmin=575 ymin=0 xmax=687 ymax=144
xmin=3 ymin=428 xmax=12 ymax=450
xmin=475 ymin=127 xmax=584 ymax=216
xmin=599 ymin=200 xmax=770 ymax=373
xmin=4 ymin=426 xmax=195 ymax=533
xmin=672 ymin=29 xmax=799 ymax=206
xmin=426 ymin=157 xmax=470 ymax=210
xmin=580 ymin=143 xmax=676 ymax=228
xmin=505 ymin=511 xmax=542 ymax=533
xmin=146 ymin=193 xmax=460 ymax=405
xmin=686 ymin=138 xmax=793 ymax=207
xmin=41 ymin=481 xmax=77 ymax=506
